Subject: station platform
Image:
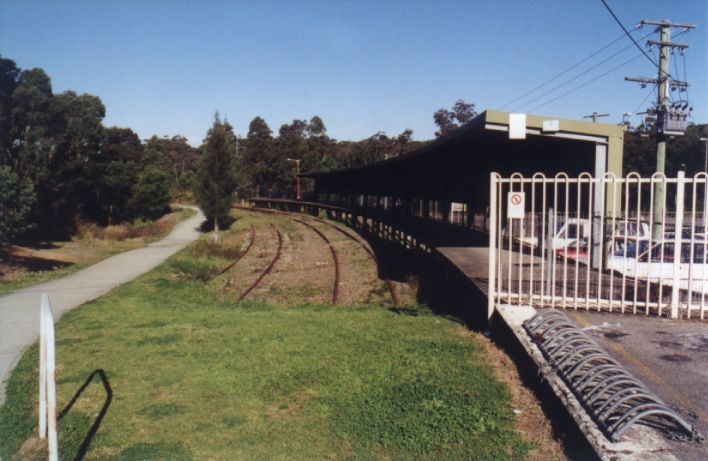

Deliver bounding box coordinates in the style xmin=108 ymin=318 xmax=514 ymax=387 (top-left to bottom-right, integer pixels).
xmin=436 ymin=245 xmax=707 ymax=461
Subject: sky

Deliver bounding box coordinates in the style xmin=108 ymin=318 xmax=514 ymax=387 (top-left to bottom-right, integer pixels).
xmin=1 ymin=0 xmax=706 ymax=146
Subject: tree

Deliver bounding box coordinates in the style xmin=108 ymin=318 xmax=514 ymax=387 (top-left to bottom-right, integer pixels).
xmin=132 ymin=165 xmax=171 ymax=220
xmin=241 ymin=116 xmax=274 ymax=197
xmin=194 ymin=113 xmax=238 ymax=230
xmin=0 ymin=166 xmax=35 ymax=248
xmin=84 ymin=127 xmax=142 ymax=224
xmin=433 ymin=99 xmax=477 ymax=137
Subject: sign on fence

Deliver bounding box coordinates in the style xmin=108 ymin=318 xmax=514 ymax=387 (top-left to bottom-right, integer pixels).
xmin=506 ymin=191 xmax=525 ymax=219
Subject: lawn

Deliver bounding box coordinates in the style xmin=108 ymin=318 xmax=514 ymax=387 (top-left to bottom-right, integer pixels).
xmin=0 ymin=212 xmax=533 ymax=460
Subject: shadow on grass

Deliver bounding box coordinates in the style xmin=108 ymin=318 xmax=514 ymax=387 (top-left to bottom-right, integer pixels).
xmin=58 ymin=369 xmax=112 ymax=461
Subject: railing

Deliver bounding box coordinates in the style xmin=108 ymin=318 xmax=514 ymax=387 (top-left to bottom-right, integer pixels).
xmin=39 ymin=293 xmax=59 ymax=461
xmin=488 ymin=172 xmax=708 ymax=320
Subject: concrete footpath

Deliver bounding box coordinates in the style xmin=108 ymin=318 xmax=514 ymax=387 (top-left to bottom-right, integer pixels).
xmin=0 ymin=207 xmax=204 ymax=405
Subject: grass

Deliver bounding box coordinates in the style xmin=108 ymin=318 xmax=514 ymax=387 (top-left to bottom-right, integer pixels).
xmin=0 ymin=207 xmax=196 ymax=295
xmin=0 ymin=211 xmax=533 ymax=460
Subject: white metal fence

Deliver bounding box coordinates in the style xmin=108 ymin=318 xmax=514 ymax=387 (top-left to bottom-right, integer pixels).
xmin=488 ymin=172 xmax=708 ymax=320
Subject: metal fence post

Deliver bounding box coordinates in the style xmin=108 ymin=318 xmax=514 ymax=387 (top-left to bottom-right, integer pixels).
xmin=671 ymin=171 xmax=685 ymax=319
xmin=546 ymin=208 xmax=555 ymax=300
xmin=488 ymin=173 xmax=498 ymax=319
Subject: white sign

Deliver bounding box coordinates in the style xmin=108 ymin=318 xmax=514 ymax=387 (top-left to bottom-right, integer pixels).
xmin=509 ymin=113 xmax=527 ymax=139
xmin=507 ymin=191 xmax=525 ymax=219
xmin=542 ymin=119 xmax=560 ymax=132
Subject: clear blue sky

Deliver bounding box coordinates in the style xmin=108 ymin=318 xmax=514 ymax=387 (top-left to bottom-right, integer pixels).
xmin=1 ymin=0 xmax=706 ymax=145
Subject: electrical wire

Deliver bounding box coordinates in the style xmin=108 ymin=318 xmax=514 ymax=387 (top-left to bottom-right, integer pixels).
xmin=632 ymin=84 xmax=656 ymax=114
xmin=499 ymin=30 xmax=633 ymax=110
xmin=528 ymin=53 xmax=643 ymax=113
xmin=515 ymin=32 xmax=651 ymax=112
xmin=600 ymin=0 xmax=666 ymax=75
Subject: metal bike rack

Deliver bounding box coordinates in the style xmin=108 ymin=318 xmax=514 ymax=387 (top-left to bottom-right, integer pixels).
xmin=523 ymin=309 xmax=702 ymax=443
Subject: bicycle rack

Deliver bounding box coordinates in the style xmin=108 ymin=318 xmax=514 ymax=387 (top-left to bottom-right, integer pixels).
xmin=523 ymin=309 xmax=702 ymax=443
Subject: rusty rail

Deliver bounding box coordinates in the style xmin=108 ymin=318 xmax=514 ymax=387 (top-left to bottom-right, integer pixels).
xmin=238 ymin=224 xmax=282 ymax=301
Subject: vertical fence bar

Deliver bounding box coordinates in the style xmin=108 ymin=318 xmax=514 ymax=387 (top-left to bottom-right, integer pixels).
xmin=546 ymin=207 xmax=555 ymax=303
xmin=671 ymin=171 xmax=685 ymax=319
xmin=488 ymin=173 xmax=498 ymax=319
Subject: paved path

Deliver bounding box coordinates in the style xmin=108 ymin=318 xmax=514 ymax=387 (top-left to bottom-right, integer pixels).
xmin=0 ymin=208 xmax=204 ymax=404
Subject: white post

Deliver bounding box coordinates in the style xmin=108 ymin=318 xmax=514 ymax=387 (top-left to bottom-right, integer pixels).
xmin=38 ymin=294 xmax=47 ymax=439
xmin=488 ymin=173 xmax=498 ymax=319
xmin=671 ymin=171 xmax=685 ymax=319
xmin=40 ymin=293 xmax=59 ymax=461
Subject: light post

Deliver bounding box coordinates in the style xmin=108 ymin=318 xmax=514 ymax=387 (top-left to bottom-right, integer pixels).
xmin=287 ymin=158 xmax=301 ymax=200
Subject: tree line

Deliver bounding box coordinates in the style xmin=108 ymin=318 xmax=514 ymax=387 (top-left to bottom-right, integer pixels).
xmin=4 ymin=53 xmax=706 ymax=244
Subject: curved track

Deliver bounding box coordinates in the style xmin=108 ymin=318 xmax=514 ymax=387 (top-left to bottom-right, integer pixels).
xmin=292 ymin=218 xmax=340 ymax=305
xmin=232 ymin=205 xmax=399 ymax=305
xmin=238 ymin=224 xmax=282 ymax=301
xmin=312 ymin=217 xmax=399 ymax=306
xmin=218 ymin=225 xmax=256 ymax=275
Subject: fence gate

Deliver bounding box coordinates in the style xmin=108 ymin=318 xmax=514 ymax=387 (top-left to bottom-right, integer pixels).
xmin=487 ymin=172 xmax=708 ymax=320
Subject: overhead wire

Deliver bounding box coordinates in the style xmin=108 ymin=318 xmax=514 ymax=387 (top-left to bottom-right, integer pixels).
xmin=632 ymin=84 xmax=656 ymax=114
xmin=599 ymin=0 xmax=667 ymax=75
xmin=528 ymin=53 xmax=643 ymax=113
xmin=499 ymin=30 xmax=632 ymax=110
xmin=514 ymin=29 xmax=652 ymax=112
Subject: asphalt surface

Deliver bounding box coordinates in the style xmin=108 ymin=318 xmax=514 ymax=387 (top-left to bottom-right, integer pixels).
xmin=0 ymin=207 xmax=204 ymax=405
xmin=568 ymin=310 xmax=708 ymax=461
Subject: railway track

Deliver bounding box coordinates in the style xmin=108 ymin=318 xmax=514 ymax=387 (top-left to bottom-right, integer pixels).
xmin=292 ymin=218 xmax=340 ymax=305
xmin=232 ymin=205 xmax=398 ymax=305
xmin=238 ymin=224 xmax=283 ymax=301
xmin=218 ymin=225 xmax=256 ymax=275
xmin=312 ymin=217 xmax=399 ymax=306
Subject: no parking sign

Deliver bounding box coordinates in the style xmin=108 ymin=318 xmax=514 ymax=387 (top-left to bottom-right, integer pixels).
xmin=507 ymin=192 xmax=525 ymax=219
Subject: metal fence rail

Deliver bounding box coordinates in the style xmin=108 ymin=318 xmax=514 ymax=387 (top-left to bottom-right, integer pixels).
xmin=489 ymin=172 xmax=708 ymax=320
xmin=524 ymin=309 xmax=701 ymax=442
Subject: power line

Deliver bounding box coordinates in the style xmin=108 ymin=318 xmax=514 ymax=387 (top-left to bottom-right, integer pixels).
xmin=500 ymin=30 xmax=632 ymax=110
xmin=632 ymin=84 xmax=656 ymax=114
xmin=529 ymin=53 xmax=643 ymax=113
xmin=600 ymin=0 xmax=663 ymax=72
xmin=514 ymin=29 xmax=653 ymax=112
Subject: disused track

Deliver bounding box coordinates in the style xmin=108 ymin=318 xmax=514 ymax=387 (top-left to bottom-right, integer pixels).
xmin=292 ymin=218 xmax=340 ymax=305
xmin=238 ymin=224 xmax=282 ymax=301
xmin=312 ymin=217 xmax=399 ymax=306
xmin=232 ymin=205 xmax=399 ymax=305
xmin=218 ymin=225 xmax=256 ymax=275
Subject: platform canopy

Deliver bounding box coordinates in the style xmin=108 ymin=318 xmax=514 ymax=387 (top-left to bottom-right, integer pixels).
xmin=302 ymin=110 xmax=625 ymax=208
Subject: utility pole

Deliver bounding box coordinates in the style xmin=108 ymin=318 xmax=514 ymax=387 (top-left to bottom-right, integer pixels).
xmin=583 ymin=112 xmax=610 ymax=123
xmin=625 ymin=19 xmax=695 ymax=239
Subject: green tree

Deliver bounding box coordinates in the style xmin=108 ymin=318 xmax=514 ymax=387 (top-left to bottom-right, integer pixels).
xmin=194 ymin=113 xmax=238 ymax=230
xmin=132 ymin=165 xmax=171 ymax=220
xmin=84 ymin=127 xmax=142 ymax=224
xmin=241 ymin=116 xmax=273 ymax=197
xmin=433 ymin=99 xmax=477 ymax=137
xmin=0 ymin=166 xmax=35 ymax=248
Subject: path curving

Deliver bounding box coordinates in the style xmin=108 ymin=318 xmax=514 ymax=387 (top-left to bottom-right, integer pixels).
xmin=0 ymin=207 xmax=205 ymax=405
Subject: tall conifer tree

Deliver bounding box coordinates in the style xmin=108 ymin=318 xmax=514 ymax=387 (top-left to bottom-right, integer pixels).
xmin=194 ymin=113 xmax=238 ymax=231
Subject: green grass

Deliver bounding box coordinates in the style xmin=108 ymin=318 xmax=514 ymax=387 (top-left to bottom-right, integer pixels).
xmin=0 ymin=217 xmax=531 ymax=461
